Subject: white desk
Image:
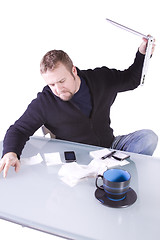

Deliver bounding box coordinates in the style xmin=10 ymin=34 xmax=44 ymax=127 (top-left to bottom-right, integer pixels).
xmin=0 ymin=137 xmax=160 ymax=240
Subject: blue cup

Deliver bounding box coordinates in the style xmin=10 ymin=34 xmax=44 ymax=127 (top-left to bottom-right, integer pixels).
xmin=95 ymin=169 xmax=131 ymax=201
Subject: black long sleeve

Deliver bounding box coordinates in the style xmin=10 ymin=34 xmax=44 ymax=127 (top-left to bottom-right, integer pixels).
xmin=2 ymin=51 xmax=144 ymax=158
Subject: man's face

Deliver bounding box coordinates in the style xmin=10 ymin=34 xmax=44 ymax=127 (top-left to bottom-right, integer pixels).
xmin=42 ymin=63 xmax=80 ymax=101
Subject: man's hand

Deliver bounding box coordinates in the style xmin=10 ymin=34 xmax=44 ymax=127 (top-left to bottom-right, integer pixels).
xmin=139 ymin=35 xmax=155 ymax=55
xmin=0 ymin=152 xmax=20 ymax=178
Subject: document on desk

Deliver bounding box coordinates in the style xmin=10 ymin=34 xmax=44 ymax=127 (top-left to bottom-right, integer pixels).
xmin=21 ymin=152 xmax=62 ymax=165
xmin=44 ymin=152 xmax=62 ymax=166
xmin=21 ymin=153 xmax=43 ymax=165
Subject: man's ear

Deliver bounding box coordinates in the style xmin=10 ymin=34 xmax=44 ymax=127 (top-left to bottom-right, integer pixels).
xmin=72 ymin=66 xmax=77 ymax=76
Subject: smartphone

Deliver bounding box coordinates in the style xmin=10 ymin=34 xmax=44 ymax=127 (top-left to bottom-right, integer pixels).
xmin=112 ymin=152 xmax=130 ymax=161
xmin=64 ymin=151 xmax=76 ymax=163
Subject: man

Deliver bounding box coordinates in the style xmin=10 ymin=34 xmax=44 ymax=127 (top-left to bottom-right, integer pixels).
xmin=0 ymin=38 xmax=158 ymax=177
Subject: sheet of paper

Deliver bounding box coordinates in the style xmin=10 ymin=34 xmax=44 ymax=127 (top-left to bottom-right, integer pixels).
xmin=21 ymin=153 xmax=43 ymax=165
xmin=44 ymin=152 xmax=62 ymax=166
xmin=90 ymin=148 xmax=113 ymax=159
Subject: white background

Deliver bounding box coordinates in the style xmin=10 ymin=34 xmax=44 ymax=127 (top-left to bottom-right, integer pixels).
xmin=0 ymin=0 xmax=159 ymax=239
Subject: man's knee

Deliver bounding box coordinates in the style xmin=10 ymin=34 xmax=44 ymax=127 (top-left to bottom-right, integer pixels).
xmin=141 ymin=129 xmax=158 ymax=155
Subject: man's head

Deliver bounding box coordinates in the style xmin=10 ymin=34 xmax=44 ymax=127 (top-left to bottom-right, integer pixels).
xmin=40 ymin=50 xmax=80 ymax=101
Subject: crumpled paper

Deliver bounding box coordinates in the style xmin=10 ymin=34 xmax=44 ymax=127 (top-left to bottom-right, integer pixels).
xmin=58 ymin=156 xmax=129 ymax=187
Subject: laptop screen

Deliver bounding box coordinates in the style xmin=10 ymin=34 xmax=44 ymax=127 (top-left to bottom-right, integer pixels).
xmin=106 ymin=18 xmax=154 ymax=85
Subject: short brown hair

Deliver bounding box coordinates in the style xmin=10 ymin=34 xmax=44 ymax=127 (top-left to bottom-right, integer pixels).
xmin=40 ymin=50 xmax=73 ymax=74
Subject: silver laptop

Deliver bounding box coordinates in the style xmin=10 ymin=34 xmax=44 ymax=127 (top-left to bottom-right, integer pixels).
xmin=106 ymin=18 xmax=154 ymax=86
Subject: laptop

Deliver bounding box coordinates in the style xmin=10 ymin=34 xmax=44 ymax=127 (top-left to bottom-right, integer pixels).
xmin=106 ymin=18 xmax=154 ymax=86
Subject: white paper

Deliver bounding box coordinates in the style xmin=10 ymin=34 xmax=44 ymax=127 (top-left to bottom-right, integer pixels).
xmin=103 ymin=157 xmax=130 ymax=168
xmin=90 ymin=148 xmax=112 ymax=159
xmin=21 ymin=153 xmax=43 ymax=165
xmin=58 ymin=157 xmax=129 ymax=187
xmin=44 ymin=152 xmax=62 ymax=166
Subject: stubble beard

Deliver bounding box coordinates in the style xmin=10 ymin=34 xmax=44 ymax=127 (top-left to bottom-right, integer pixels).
xmin=59 ymin=91 xmax=74 ymax=101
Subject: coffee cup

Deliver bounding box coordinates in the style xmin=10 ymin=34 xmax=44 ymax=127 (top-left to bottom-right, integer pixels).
xmin=95 ymin=169 xmax=131 ymax=201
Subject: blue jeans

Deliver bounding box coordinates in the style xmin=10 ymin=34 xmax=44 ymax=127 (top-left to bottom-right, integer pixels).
xmin=111 ymin=129 xmax=158 ymax=156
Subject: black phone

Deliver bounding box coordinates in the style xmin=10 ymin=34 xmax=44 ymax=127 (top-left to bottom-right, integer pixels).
xmin=64 ymin=151 xmax=76 ymax=163
xmin=112 ymin=152 xmax=130 ymax=161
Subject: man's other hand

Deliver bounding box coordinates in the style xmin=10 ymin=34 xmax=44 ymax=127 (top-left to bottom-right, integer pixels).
xmin=0 ymin=152 xmax=20 ymax=178
xmin=139 ymin=35 xmax=155 ymax=55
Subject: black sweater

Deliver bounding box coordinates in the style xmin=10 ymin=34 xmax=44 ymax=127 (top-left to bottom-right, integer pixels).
xmin=2 ymin=51 xmax=144 ymax=158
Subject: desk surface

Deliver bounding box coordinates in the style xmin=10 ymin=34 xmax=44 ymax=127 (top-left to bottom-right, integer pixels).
xmin=0 ymin=137 xmax=160 ymax=240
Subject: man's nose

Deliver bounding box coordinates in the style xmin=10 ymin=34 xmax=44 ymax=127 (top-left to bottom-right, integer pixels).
xmin=55 ymin=83 xmax=62 ymax=94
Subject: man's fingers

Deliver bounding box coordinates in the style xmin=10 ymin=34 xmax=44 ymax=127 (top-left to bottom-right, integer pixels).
xmin=3 ymin=160 xmax=20 ymax=178
xmin=139 ymin=36 xmax=156 ymax=55
xmin=15 ymin=161 xmax=20 ymax=173
xmin=142 ymin=37 xmax=148 ymax=43
xmin=3 ymin=162 xmax=11 ymax=178
xmin=0 ymin=154 xmax=20 ymax=178
xmin=0 ymin=160 xmax=5 ymax=173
